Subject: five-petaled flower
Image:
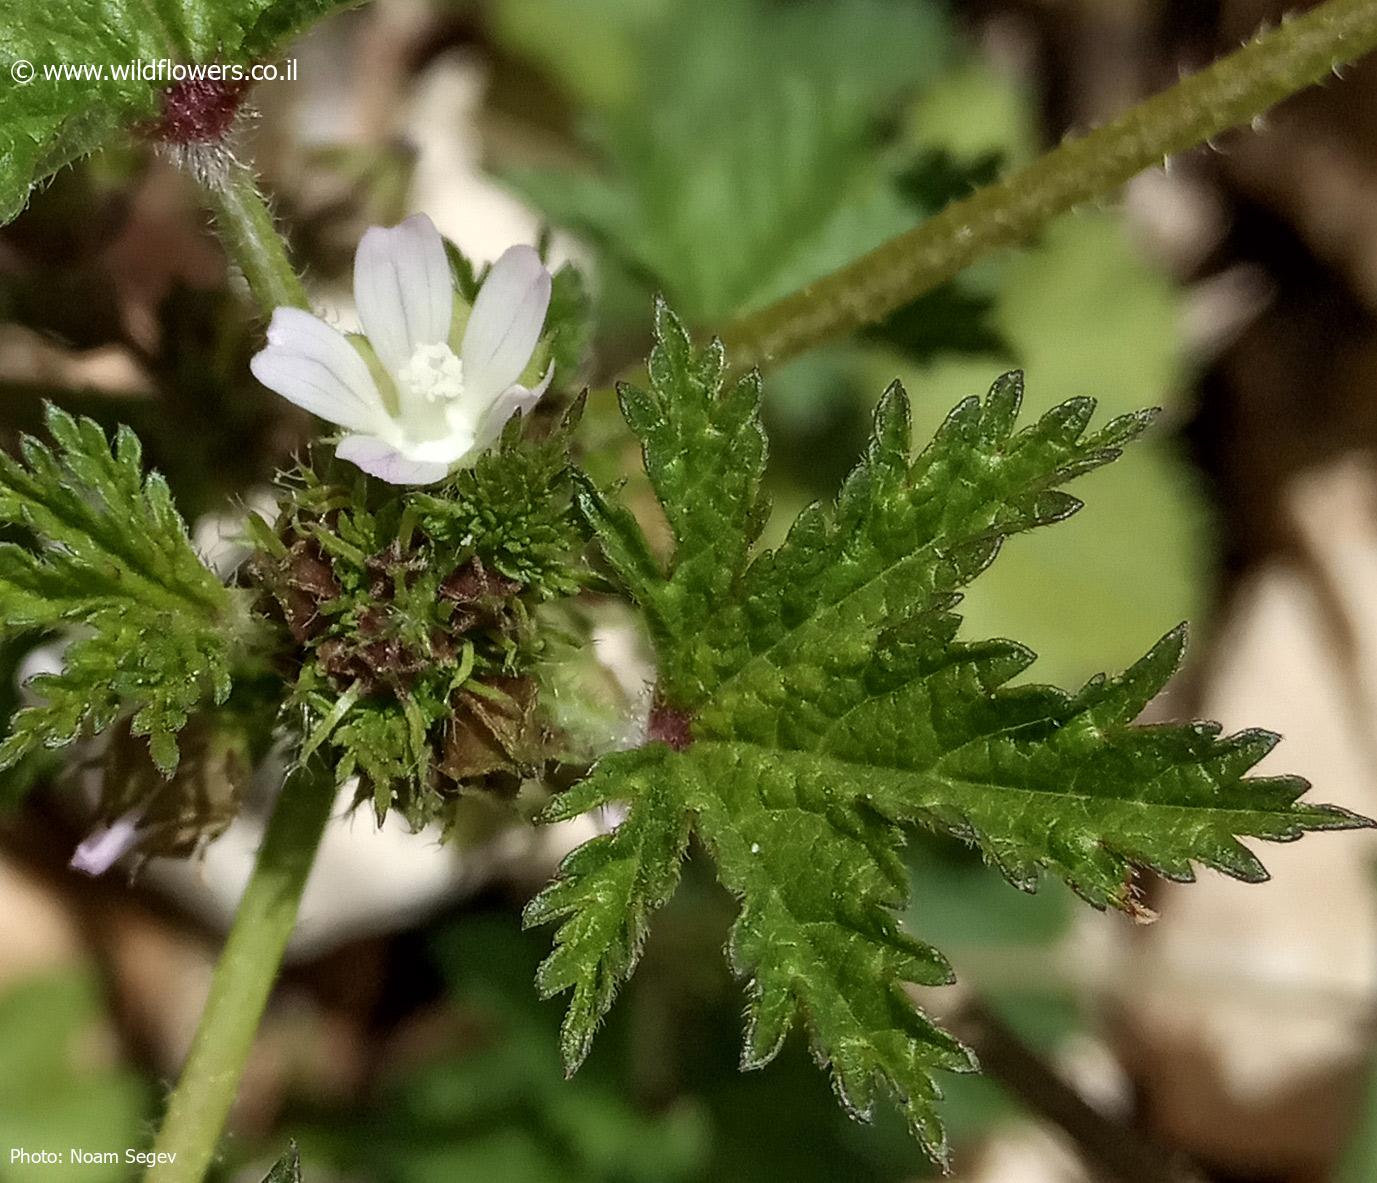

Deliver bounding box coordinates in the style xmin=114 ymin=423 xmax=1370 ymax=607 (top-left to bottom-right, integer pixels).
xmin=251 ymin=213 xmax=553 ymax=485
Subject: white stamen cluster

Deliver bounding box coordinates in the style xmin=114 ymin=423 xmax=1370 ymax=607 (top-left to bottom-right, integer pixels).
xmin=400 ymin=343 xmax=466 ymax=404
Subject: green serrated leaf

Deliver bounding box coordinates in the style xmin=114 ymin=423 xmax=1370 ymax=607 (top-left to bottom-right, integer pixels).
xmin=532 ymin=307 xmax=1367 ymax=1163
xmin=883 ymin=209 xmax=1208 ymax=688
xmin=596 ymin=300 xmax=768 ymax=705
xmin=524 ymin=746 xmax=691 ymax=1072
xmin=260 ymin=1143 xmax=302 ymax=1183
xmin=0 ymin=0 xmax=354 ymax=224
xmin=0 ymin=406 xmax=240 ymax=775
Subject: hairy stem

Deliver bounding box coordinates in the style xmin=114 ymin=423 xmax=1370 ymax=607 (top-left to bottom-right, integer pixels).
xmin=720 ymin=0 xmax=1377 ymax=371
xmin=196 ymin=152 xmax=309 ymax=313
xmin=145 ymin=761 xmax=335 ymax=1183
xmin=137 ymin=150 xmax=324 ymax=1183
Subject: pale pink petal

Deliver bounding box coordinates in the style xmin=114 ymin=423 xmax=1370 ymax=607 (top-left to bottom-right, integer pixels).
xmin=354 ymin=214 xmax=453 ymax=375
xmin=336 ymin=434 xmax=452 ymax=486
xmin=471 ymin=364 xmax=555 ymax=453
xmin=70 ymin=809 xmax=144 ymax=877
xmin=460 ymin=245 xmax=552 ymax=402
xmin=250 ymin=308 xmax=385 ymax=433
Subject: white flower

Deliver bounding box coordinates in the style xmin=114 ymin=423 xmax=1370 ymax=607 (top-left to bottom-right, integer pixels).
xmin=250 ymin=213 xmax=554 ymax=485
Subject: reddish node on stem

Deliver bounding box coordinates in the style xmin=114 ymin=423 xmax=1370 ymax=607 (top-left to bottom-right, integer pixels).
xmin=147 ymin=78 xmax=250 ymax=145
xmin=648 ymin=698 xmax=693 ymax=751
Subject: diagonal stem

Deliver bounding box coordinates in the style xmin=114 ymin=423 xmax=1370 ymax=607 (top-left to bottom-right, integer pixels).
xmin=952 ymin=999 xmax=1208 ymax=1183
xmin=144 ymin=759 xmax=335 ymax=1183
xmin=718 ymin=0 xmax=1377 ymax=373
xmin=194 ymin=150 xmax=310 ymax=314
xmin=143 ymin=156 xmax=321 ymax=1183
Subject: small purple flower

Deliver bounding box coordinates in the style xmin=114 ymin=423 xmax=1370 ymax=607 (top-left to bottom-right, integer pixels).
xmin=250 ymin=214 xmax=554 ymax=486
xmin=69 ymin=808 xmax=146 ymax=877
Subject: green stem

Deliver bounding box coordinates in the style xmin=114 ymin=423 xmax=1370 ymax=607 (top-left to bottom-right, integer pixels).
xmin=720 ymin=0 xmax=1377 ymax=371
xmin=144 ymin=760 xmax=336 ymax=1183
xmin=137 ymin=151 xmax=325 ymax=1183
xmin=198 ymin=153 xmax=310 ymax=313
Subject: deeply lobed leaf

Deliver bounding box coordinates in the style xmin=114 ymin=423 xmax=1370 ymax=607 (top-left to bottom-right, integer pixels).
xmin=0 ymin=406 xmax=239 ymax=774
xmin=530 ymin=306 xmax=1366 ymax=1162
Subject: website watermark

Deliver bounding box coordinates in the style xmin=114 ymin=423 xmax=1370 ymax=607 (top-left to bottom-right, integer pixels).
xmin=8 ymin=58 xmax=298 ymax=86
